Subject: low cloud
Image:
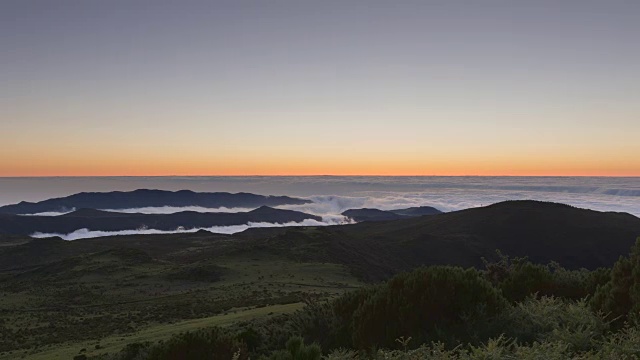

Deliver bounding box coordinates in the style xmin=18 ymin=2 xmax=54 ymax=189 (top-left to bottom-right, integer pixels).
xmin=101 ymin=206 xmax=255 ymax=214
xmin=30 ymin=216 xmax=353 ymax=241
xmin=19 ymin=210 xmax=75 ymax=216
xmin=280 ymin=190 xmax=640 ymax=217
xmin=18 ymin=206 xmax=256 ymax=216
xmin=16 ymin=177 xmax=640 ymax=241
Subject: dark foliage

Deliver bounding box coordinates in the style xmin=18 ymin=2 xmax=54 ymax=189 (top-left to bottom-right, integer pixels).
xmin=591 ymin=237 xmax=640 ymax=323
xmin=129 ymin=327 xmax=248 ymax=360
xmin=247 ymin=266 xmax=507 ymax=354
xmin=267 ymin=336 xmax=322 ymax=360
xmin=47 ymin=239 xmax=640 ymax=359
xmin=349 ymin=266 xmax=506 ymax=349
xmin=483 ymin=251 xmax=610 ymax=302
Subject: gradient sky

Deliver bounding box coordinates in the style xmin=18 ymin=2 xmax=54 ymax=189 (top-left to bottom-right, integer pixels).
xmin=1 ymin=0 xmax=639 ymax=176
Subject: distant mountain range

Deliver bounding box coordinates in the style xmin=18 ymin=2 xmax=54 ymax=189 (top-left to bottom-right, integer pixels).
xmin=0 ymin=189 xmax=311 ymax=215
xmin=342 ymin=206 xmax=442 ymax=222
xmin=0 ymin=206 xmax=321 ymax=235
xmin=2 ymin=201 xmax=638 ymax=282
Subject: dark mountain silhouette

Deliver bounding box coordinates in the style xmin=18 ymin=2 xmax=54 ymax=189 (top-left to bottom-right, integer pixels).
xmin=342 ymin=208 xmax=406 ymax=221
xmin=326 ymin=201 xmax=640 ymax=280
xmin=0 ymin=189 xmax=311 ymax=215
xmin=342 ymin=205 xmax=442 ymax=222
xmin=390 ymin=206 xmax=443 ymax=216
xmin=0 ymin=206 xmax=321 ymax=235
xmin=1 ymin=201 xmax=639 ymax=283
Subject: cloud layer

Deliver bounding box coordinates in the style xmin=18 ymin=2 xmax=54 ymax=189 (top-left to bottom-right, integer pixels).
xmin=102 ymin=206 xmax=255 ymax=214
xmin=30 ymin=217 xmax=352 ymax=241
xmin=13 ymin=176 xmax=639 ymax=240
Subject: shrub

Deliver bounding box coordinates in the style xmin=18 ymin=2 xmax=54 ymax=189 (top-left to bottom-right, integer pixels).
xmin=483 ymin=251 xmax=609 ymax=302
xmin=499 ymin=296 xmax=609 ymax=351
xmin=237 ymin=327 xmax=261 ymax=352
xmin=267 ymin=336 xmax=322 ymax=360
xmin=324 ymin=328 xmax=640 ymax=359
xmin=591 ymin=238 xmax=640 ymax=323
xmin=349 ymin=266 xmax=507 ymax=349
xmin=499 ymin=262 xmax=556 ymax=302
xmin=243 ymin=266 xmax=506 ymax=353
xmin=144 ymin=327 xmax=249 ymax=360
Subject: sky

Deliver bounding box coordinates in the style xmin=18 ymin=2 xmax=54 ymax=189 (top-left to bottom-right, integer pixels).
xmin=1 ymin=0 xmax=639 ymax=176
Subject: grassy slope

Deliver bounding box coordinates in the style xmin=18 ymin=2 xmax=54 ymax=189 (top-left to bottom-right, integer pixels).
xmin=5 ymin=303 xmax=304 ymax=360
xmin=0 ymin=242 xmax=363 ymax=359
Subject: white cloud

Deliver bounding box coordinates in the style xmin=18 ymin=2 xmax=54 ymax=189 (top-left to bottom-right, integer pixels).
xmin=18 ymin=210 xmax=75 ymax=216
xmin=280 ymin=189 xmax=640 ymax=216
xmin=101 ymin=206 xmax=254 ymax=214
xmin=30 ymin=217 xmax=354 ymax=241
xmin=13 ymin=176 xmax=640 ymax=241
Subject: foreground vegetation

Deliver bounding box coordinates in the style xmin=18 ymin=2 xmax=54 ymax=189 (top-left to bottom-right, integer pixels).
xmin=87 ymin=239 xmax=640 ymax=360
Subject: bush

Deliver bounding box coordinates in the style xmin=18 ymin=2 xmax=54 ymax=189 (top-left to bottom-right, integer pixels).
xmin=499 ymin=296 xmax=609 ymax=351
xmin=483 ymin=251 xmax=610 ymax=302
xmin=144 ymin=327 xmax=248 ymax=360
xmin=595 ymin=323 xmax=640 ymax=358
xmin=591 ymin=238 xmax=640 ymax=323
xmin=349 ymin=266 xmax=507 ymax=349
xmin=499 ymin=262 xmax=556 ymax=302
xmin=267 ymin=336 xmax=321 ymax=360
xmin=243 ymin=266 xmax=506 ymax=354
xmin=325 ymin=328 xmax=640 ymax=359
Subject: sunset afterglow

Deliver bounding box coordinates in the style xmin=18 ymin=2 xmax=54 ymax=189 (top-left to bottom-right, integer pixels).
xmin=2 ymin=1 xmax=639 ymax=176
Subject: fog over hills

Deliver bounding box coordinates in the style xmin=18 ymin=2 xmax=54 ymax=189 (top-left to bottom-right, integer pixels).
xmin=2 ymin=200 xmax=639 ymax=280
xmin=0 ymin=206 xmax=322 ymax=236
xmin=1 ymin=181 xmax=638 ymax=241
xmin=1 ymin=177 xmax=638 ymax=216
xmin=0 ymin=189 xmax=311 ymax=215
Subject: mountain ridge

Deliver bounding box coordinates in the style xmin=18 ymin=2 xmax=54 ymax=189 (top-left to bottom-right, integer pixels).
xmin=0 ymin=206 xmax=321 ymax=236
xmin=342 ymin=205 xmax=442 ymax=222
xmin=2 ymin=200 xmax=639 ymax=282
xmin=0 ymin=189 xmax=312 ymax=215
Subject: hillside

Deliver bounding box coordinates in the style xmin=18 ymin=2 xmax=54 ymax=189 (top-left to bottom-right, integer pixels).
xmin=342 ymin=205 xmax=442 ymax=222
xmin=247 ymin=201 xmax=640 ymax=281
xmin=3 ymin=200 xmax=639 ymax=279
xmin=341 ymin=208 xmax=405 ymax=221
xmin=2 ymin=200 xmax=640 ymax=358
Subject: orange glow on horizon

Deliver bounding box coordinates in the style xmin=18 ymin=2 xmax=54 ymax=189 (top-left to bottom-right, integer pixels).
xmin=1 ymin=144 xmax=638 ymax=177
xmin=2 ymin=166 xmax=638 ymax=178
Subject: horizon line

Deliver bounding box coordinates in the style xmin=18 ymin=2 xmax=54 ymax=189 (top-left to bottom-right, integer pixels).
xmin=1 ymin=174 xmax=639 ymax=178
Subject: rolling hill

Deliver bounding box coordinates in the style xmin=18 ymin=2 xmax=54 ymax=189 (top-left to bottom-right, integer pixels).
xmin=328 ymin=201 xmax=640 ymax=279
xmin=2 ymin=200 xmax=640 ymax=358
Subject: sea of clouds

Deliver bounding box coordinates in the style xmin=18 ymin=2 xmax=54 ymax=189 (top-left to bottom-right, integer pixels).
xmin=1 ymin=176 xmax=636 ymax=240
